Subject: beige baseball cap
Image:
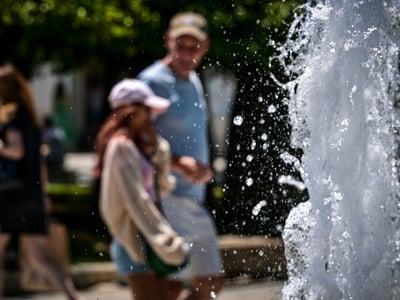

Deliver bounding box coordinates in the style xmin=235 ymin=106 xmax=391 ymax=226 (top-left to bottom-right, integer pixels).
xmin=168 ymin=12 xmax=208 ymax=41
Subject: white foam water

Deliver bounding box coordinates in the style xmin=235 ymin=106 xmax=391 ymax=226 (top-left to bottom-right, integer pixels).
xmin=277 ymin=1 xmax=400 ymax=299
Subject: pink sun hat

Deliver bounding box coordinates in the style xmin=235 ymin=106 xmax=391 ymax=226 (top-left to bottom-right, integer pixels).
xmin=108 ymin=79 xmax=170 ymax=114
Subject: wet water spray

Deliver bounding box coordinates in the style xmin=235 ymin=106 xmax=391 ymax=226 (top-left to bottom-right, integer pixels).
xmin=276 ymin=1 xmax=400 ymax=298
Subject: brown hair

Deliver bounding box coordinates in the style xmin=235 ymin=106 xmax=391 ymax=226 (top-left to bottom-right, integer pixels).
xmin=93 ymin=104 xmax=156 ymax=177
xmin=0 ymin=64 xmax=40 ymax=126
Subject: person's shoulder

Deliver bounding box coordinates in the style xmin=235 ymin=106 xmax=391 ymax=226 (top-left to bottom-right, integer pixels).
xmin=108 ymin=135 xmax=139 ymax=158
xmin=139 ymin=61 xmax=174 ymax=84
xmin=109 ymin=135 xmax=130 ymax=149
xmin=138 ymin=60 xmax=163 ymax=76
xmin=15 ymin=106 xmax=29 ymax=120
xmin=6 ymin=106 xmax=31 ymax=130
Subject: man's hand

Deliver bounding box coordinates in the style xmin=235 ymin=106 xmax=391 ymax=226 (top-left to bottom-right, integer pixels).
xmin=173 ymin=155 xmax=213 ymax=184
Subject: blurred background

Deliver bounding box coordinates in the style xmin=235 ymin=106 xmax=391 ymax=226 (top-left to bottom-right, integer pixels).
xmin=0 ymin=0 xmax=309 ymax=264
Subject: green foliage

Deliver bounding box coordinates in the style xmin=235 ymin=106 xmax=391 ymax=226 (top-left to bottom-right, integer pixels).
xmin=206 ymin=1 xmax=302 ymax=69
xmin=0 ymin=0 xmax=162 ymax=75
xmin=0 ymin=0 xmax=305 ymax=76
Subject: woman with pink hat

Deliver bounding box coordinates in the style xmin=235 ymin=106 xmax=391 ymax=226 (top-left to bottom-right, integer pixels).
xmin=94 ymin=79 xmax=189 ymax=300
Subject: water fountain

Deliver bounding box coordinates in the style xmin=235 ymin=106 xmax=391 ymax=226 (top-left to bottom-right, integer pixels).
xmin=275 ymin=1 xmax=400 ymax=298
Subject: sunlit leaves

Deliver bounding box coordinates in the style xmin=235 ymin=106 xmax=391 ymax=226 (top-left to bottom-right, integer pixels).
xmin=0 ymin=0 xmax=160 ymax=73
xmin=0 ymin=0 xmax=306 ymax=75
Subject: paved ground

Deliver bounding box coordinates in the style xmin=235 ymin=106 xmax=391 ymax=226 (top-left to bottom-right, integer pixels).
xmin=5 ymin=279 xmax=284 ymax=300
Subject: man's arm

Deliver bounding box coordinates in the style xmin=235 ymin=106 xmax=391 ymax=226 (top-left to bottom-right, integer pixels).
xmin=171 ymin=154 xmax=213 ymax=184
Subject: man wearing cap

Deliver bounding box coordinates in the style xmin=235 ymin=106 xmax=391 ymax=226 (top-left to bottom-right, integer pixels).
xmin=138 ymin=12 xmax=224 ymax=300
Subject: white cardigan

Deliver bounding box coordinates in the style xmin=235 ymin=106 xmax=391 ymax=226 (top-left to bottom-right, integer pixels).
xmin=99 ymin=135 xmax=188 ymax=266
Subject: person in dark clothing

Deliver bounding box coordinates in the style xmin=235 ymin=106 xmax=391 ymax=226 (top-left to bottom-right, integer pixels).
xmin=42 ymin=116 xmax=67 ymax=167
xmin=0 ymin=64 xmax=82 ymax=300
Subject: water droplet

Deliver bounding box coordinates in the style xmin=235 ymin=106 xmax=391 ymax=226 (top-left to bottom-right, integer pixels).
xmin=261 ymin=133 xmax=268 ymax=141
xmin=233 ymin=115 xmax=243 ymax=126
xmin=267 ymin=104 xmax=277 ymax=113
xmin=246 ymin=177 xmax=254 ymax=186
xmin=252 ymin=200 xmax=267 ymax=216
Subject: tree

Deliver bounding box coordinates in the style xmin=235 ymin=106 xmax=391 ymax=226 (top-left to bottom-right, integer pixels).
xmin=0 ymin=1 xmax=172 ymax=81
xmin=0 ymin=0 xmax=304 ymax=76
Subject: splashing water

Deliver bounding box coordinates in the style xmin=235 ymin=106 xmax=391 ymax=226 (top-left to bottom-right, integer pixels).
xmin=277 ymin=1 xmax=400 ymax=299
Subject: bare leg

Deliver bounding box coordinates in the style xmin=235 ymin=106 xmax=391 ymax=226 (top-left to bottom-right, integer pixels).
xmin=185 ymin=275 xmax=224 ymax=300
xmin=21 ymin=235 xmax=83 ymax=300
xmin=125 ymin=272 xmax=168 ymax=300
xmin=0 ymin=234 xmax=10 ymax=300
